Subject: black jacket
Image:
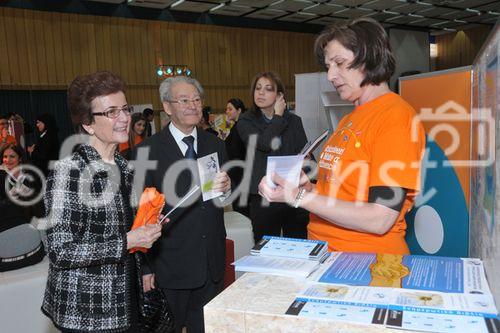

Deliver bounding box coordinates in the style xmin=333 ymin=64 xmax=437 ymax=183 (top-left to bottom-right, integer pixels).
xmin=136 ymin=125 xmax=227 ymax=289
xmin=31 ymin=130 xmax=60 ymax=176
xmin=236 ymin=110 xmax=308 ymax=194
xmin=225 ymin=121 xmax=246 ymax=187
xmin=0 ymin=168 xmax=39 ymax=232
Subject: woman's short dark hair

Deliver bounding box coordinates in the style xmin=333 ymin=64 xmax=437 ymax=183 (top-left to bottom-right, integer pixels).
xmin=227 ymin=98 xmax=246 ymax=113
xmin=36 ymin=113 xmax=58 ymax=132
xmin=314 ymin=17 xmax=395 ymax=87
xmin=1 ymin=144 xmax=24 ymax=163
xmin=142 ymin=108 xmax=154 ymax=117
xmin=250 ymin=71 xmax=285 ymax=115
xmin=67 ymin=71 xmax=125 ymax=133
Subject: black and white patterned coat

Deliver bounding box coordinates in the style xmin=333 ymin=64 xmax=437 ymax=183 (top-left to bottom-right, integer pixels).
xmin=40 ymin=144 xmax=136 ymax=332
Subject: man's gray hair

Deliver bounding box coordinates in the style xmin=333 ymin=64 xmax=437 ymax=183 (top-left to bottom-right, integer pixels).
xmin=159 ymin=76 xmax=204 ymax=103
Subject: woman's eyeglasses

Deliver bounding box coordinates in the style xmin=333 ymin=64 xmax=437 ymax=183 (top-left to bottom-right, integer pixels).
xmin=93 ymin=106 xmax=134 ymax=119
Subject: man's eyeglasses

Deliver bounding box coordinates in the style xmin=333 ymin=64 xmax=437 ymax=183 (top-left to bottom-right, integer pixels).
xmin=93 ymin=106 xmax=133 ymax=119
xmin=168 ymin=97 xmax=203 ymax=107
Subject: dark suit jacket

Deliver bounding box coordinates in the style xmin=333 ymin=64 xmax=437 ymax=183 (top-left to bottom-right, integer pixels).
xmin=225 ymin=121 xmax=246 ymax=188
xmin=136 ymin=125 xmax=227 ymax=289
xmin=31 ymin=131 xmax=60 ymax=176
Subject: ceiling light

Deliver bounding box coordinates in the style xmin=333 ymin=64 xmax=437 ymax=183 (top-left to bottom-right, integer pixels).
xmin=170 ymin=0 xmax=185 ymax=8
xmin=210 ymin=4 xmax=225 ymax=12
xmin=465 ymin=8 xmax=480 ymax=15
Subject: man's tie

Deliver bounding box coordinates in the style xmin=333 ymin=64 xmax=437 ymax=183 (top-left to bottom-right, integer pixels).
xmin=182 ymin=135 xmax=197 ymax=159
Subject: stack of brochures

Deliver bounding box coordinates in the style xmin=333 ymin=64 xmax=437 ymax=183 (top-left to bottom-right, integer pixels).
xmin=233 ymin=236 xmax=330 ymax=278
xmin=251 ymin=236 xmax=330 ymax=262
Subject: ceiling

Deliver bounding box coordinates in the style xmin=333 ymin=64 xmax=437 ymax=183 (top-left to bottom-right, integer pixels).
xmin=85 ymin=0 xmax=499 ymax=33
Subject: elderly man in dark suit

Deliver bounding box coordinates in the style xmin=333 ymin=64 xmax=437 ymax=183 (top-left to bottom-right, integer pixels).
xmin=135 ymin=76 xmax=231 ymax=333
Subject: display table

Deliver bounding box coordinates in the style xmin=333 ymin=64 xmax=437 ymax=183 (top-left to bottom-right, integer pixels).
xmin=204 ymin=273 xmax=406 ymax=333
xmin=0 ymin=257 xmax=58 ymax=333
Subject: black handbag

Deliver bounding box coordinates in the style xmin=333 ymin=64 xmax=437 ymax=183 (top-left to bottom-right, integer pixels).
xmin=135 ymin=253 xmax=175 ymax=333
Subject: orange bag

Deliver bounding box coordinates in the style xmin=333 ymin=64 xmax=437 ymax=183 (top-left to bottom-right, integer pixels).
xmin=129 ymin=187 xmax=165 ymax=253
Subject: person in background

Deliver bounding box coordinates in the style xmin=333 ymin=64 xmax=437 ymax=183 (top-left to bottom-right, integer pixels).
xmin=0 ymin=144 xmax=44 ymax=272
xmin=6 ymin=112 xmax=31 ymax=148
xmin=237 ymin=71 xmax=309 ymax=243
xmin=41 ymin=71 xmax=162 ymax=332
xmin=258 ymin=18 xmax=426 ymax=255
xmin=27 ymin=113 xmax=60 ymax=176
xmin=136 ymin=75 xmax=231 ymax=333
xmin=199 ymin=106 xmax=218 ymax=136
xmin=143 ymin=107 xmax=154 ymax=137
xmin=0 ymin=114 xmax=16 ymax=151
xmin=119 ymin=112 xmax=146 ymax=160
xmin=224 ymin=98 xmax=249 ymax=217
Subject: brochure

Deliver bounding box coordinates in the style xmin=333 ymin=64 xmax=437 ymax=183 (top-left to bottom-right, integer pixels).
xmin=197 ymin=152 xmax=222 ymax=201
xmin=300 ymin=129 xmax=329 ymax=156
xmin=251 ymin=236 xmax=328 ymax=261
xmin=232 ymin=255 xmax=320 ymax=279
xmin=266 ymin=155 xmax=304 ymax=189
xmin=315 ymin=253 xmax=492 ymax=295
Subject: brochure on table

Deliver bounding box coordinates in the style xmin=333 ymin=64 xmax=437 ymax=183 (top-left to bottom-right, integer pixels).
xmin=232 ymin=255 xmax=320 ymax=278
xmin=285 ymin=252 xmax=499 ymax=333
xmin=234 ymin=236 xmax=328 ymax=278
xmin=251 ymin=236 xmax=328 ymax=261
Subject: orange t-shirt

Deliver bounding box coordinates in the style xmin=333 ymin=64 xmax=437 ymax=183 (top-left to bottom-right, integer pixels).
xmin=119 ymin=135 xmax=143 ymax=153
xmin=308 ymin=92 xmax=426 ymax=255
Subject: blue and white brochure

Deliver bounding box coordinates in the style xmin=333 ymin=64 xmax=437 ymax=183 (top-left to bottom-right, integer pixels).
xmin=251 ymin=236 xmax=328 ymax=261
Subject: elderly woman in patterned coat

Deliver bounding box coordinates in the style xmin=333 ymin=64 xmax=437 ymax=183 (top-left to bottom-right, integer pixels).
xmin=41 ymin=71 xmax=162 ymax=332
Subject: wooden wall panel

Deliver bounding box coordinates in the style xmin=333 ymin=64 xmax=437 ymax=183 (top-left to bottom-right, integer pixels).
xmin=0 ymin=8 xmax=10 ymax=84
xmin=436 ymin=26 xmax=493 ymax=70
xmin=0 ymin=7 xmax=319 ymax=112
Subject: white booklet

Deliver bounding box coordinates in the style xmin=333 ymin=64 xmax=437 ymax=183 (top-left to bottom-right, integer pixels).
xmin=266 ymin=155 xmax=305 ymax=189
xmin=233 ymin=255 xmax=320 ymax=279
xmin=197 ymin=152 xmax=222 ymax=201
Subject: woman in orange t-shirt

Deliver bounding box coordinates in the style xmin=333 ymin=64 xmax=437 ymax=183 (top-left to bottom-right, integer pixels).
xmin=258 ymin=17 xmax=426 ymax=255
xmin=119 ymin=112 xmax=146 ymax=159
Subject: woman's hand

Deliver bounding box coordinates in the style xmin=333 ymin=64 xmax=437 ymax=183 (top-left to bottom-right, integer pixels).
xmin=258 ymin=173 xmax=299 ymax=205
xmin=274 ymin=93 xmax=286 ymax=117
xmin=158 ymin=214 xmax=169 ymax=225
xmin=142 ymin=273 xmax=155 ymax=292
xmin=212 ymin=171 xmax=231 ymax=193
xmin=126 ymin=224 xmax=162 ymax=250
xmin=27 ymin=144 xmax=35 ymax=154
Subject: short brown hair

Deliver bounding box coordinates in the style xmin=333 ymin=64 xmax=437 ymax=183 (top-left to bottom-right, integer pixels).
xmin=67 ymin=71 xmax=125 ymax=133
xmin=1 ymin=144 xmax=25 ymax=163
xmin=314 ymin=17 xmax=395 ymax=87
xmin=250 ymin=71 xmax=285 ymax=115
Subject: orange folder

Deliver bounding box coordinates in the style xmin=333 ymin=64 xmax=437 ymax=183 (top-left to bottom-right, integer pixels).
xmin=129 ymin=187 xmax=165 ymax=253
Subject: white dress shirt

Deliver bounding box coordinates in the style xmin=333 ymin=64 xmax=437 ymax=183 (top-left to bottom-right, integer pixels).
xmin=168 ymin=123 xmax=198 ymax=156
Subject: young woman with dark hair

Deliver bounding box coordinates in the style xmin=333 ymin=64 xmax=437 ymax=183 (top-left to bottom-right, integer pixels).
xmin=119 ymin=112 xmax=146 ymax=159
xmin=237 ymin=71 xmax=309 ymax=242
